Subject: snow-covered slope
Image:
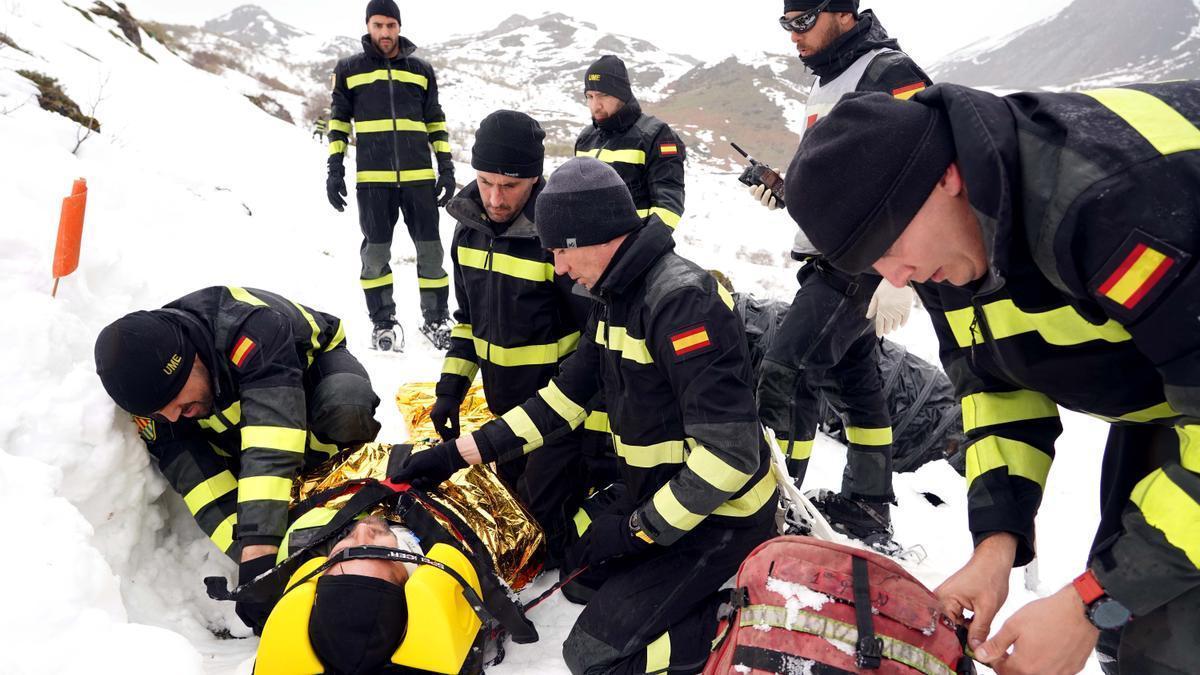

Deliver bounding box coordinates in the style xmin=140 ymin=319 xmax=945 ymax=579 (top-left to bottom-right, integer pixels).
xmin=932 ymin=0 xmax=1200 ymax=90
xmin=1 ymin=2 xmax=1106 ymax=673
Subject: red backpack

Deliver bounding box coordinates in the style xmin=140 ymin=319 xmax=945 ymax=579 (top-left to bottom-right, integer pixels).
xmin=705 ymin=536 xmax=974 ymax=675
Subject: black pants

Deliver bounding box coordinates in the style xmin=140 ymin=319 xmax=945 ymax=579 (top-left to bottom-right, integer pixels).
xmin=1091 ymin=425 xmax=1200 ymax=675
xmin=757 ymin=263 xmax=894 ymax=501
xmin=562 ymin=488 xmax=775 ymax=674
xmin=356 ymin=186 xmax=448 ymax=325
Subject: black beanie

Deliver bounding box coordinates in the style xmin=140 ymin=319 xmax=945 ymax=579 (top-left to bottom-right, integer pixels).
xmin=95 ymin=310 xmax=196 ymax=416
xmin=310 ymin=574 xmax=409 ymax=674
xmin=535 ymin=157 xmax=642 ymax=249
xmin=471 ymin=110 xmax=546 ymax=178
xmin=365 ymin=0 xmax=400 ymax=24
xmin=585 ymin=55 xmax=633 ymax=103
xmin=784 ymin=0 xmax=859 ymax=13
xmin=785 ymin=91 xmax=956 ymax=275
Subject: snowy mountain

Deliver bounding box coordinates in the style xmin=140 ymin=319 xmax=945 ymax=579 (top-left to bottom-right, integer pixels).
xmin=1 ymin=2 xmax=1111 ymax=673
xmin=932 ymin=0 xmax=1200 ymax=90
xmin=153 ymin=7 xmax=809 ymax=168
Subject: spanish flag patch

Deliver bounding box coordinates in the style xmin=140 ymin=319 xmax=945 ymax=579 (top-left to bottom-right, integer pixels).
xmin=806 ymin=113 xmax=819 ymax=128
xmin=1092 ymin=230 xmax=1188 ymax=318
xmin=230 ymin=335 xmax=258 ymax=368
xmin=660 ymin=143 xmax=678 ymax=156
xmin=671 ymin=325 xmax=713 ymax=357
xmin=132 ymin=415 xmax=156 ymax=442
xmin=892 ymin=82 xmax=926 ymax=100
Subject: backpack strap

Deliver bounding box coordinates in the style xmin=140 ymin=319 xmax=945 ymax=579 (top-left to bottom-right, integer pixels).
xmin=852 ymin=556 xmax=884 ymax=669
xmin=732 ymin=645 xmax=855 ymax=675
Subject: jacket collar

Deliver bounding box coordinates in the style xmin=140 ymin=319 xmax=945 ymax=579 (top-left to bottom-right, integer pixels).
xmin=446 ymin=178 xmax=545 ymax=240
xmin=802 ymin=10 xmax=900 ymax=81
xmin=593 ymin=220 xmax=675 ymax=300
xmin=360 ymin=34 xmax=417 ymax=62
xmin=594 ymin=98 xmax=643 ymax=134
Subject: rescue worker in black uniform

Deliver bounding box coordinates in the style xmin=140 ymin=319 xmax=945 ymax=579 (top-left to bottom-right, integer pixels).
xmin=751 ymin=0 xmax=930 ymax=550
xmin=432 ymin=110 xmax=611 ymax=567
xmin=326 ymin=0 xmax=456 ymax=352
xmin=576 ymin=55 xmax=687 ymax=232
xmin=395 ymin=157 xmax=778 ymax=674
xmin=788 ymin=82 xmax=1200 ymax=675
xmin=93 ymin=286 xmax=381 ymax=633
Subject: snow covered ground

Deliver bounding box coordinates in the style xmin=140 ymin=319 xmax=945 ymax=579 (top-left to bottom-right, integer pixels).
xmin=0 ymin=2 xmax=1107 ymax=673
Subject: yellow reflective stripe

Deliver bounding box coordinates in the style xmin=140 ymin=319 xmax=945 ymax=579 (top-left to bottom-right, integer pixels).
xmin=198 ymin=415 xmax=226 ymax=434
xmin=212 ymin=513 xmax=237 ymax=553
xmin=345 ymin=68 xmax=428 ymax=90
xmin=472 ymin=332 xmax=580 ymax=367
xmin=538 ymin=380 xmax=586 ymax=426
xmin=458 ymin=246 xmax=556 ymax=283
xmin=652 ymin=484 xmax=705 ymax=532
xmin=328 ymin=140 xmax=347 ymax=155
xmin=777 ymin=438 xmax=813 ymax=461
xmin=308 ymin=432 xmax=338 ymax=457
xmin=1130 ymin=469 xmax=1200 ymax=567
xmin=357 ymin=169 xmax=437 ymax=183
xmin=355 ymin=118 xmax=428 ymax=134
xmin=328 ymin=120 xmax=351 ymax=134
xmin=293 ymin=302 xmax=321 ymax=367
xmin=1085 ymin=88 xmax=1200 ymax=156
xmin=687 ymin=444 xmax=752 ymax=493
xmin=426 ymin=121 xmax=447 ymax=133
xmin=614 ymin=434 xmax=686 ymax=468
xmin=965 ymin=436 xmax=1052 ymax=488
xmin=1179 ymin=425 xmax=1200 ymax=473
xmin=451 ymin=323 xmax=473 ymax=340
xmin=361 ymin=273 xmax=394 ymax=290
xmin=595 ymin=321 xmax=654 ymax=364
xmin=324 ymin=320 xmax=346 ymax=351
xmin=237 ymin=475 xmax=294 ymax=503
xmin=584 ymin=410 xmax=610 ymax=433
xmin=716 ymin=282 xmax=735 ymax=311
xmin=713 ymin=470 xmax=778 ymax=518
xmin=962 ymin=390 xmax=1059 ymax=432
xmin=648 ymin=206 xmax=682 ymax=228
xmin=441 ymin=356 xmax=479 ymax=378
xmin=575 ymin=148 xmax=646 ymax=165
xmin=227 ymin=286 xmax=266 ymax=307
xmin=1091 ymin=400 xmax=1181 ymax=424
xmin=645 ymin=631 xmax=671 ymax=673
xmin=208 ymin=441 xmax=232 ymax=458
xmin=241 ymin=426 xmax=306 ymax=454
xmin=183 ymin=471 xmax=237 ymax=515
xmin=500 ymin=406 xmax=539 ymax=448
xmin=418 ymin=276 xmax=450 ymax=289
xmin=572 ymin=507 xmax=592 ymax=537
xmin=222 ymin=401 xmax=242 ymax=426
xmin=845 ymin=426 xmax=893 ymax=447
xmin=943 ymin=299 xmax=1130 ymax=349
xmin=432 ymin=140 xmax=451 ymax=153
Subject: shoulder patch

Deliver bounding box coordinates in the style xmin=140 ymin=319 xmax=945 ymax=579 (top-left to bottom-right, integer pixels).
xmin=1090 ymin=229 xmax=1189 ymax=320
xmin=891 ymin=82 xmax=926 ymax=100
xmin=670 ymin=324 xmax=715 ymax=359
xmin=229 ymin=334 xmax=259 ymax=368
xmin=132 ymin=415 xmax=156 ymax=442
xmin=659 ymin=143 xmax=678 ymax=156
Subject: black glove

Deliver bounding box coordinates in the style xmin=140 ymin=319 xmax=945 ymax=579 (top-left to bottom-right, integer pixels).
xmin=434 ymin=171 xmax=456 ymax=207
xmin=235 ymin=554 xmax=285 ymax=635
xmin=430 ymin=395 xmax=462 ymax=441
xmin=570 ymin=512 xmax=652 ymax=568
xmin=389 ymin=440 xmax=467 ymax=489
xmin=327 ymin=162 xmax=347 ymax=212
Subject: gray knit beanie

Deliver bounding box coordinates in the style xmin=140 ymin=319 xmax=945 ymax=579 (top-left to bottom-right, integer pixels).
xmin=535 ymin=157 xmax=642 ymax=249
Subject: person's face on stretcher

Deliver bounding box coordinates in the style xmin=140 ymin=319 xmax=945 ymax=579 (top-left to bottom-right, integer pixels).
xmin=325 ymin=516 xmax=410 ymax=586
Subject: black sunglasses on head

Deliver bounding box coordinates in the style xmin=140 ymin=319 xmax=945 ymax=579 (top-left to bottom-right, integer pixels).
xmin=779 ymin=0 xmax=832 ymax=34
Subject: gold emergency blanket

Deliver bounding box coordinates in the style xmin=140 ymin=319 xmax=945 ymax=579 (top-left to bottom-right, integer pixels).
xmin=291 ymin=382 xmax=544 ymax=590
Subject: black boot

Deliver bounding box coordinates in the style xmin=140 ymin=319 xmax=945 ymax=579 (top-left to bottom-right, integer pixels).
xmin=807 ymin=489 xmax=900 ymax=555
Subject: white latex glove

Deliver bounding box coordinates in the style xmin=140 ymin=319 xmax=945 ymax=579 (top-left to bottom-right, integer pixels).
xmin=749 ymin=183 xmax=779 ymax=211
xmin=866 ymin=281 xmax=913 ymax=337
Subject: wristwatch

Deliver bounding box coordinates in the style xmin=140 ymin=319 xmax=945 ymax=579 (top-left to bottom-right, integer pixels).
xmin=1072 ymin=569 xmax=1132 ymax=630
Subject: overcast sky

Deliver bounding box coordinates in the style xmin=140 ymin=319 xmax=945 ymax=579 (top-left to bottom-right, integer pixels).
xmin=128 ymin=0 xmax=1074 ymax=66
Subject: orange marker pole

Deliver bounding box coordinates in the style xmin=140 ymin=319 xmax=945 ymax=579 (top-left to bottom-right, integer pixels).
xmin=51 ymin=177 xmax=88 ymax=297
